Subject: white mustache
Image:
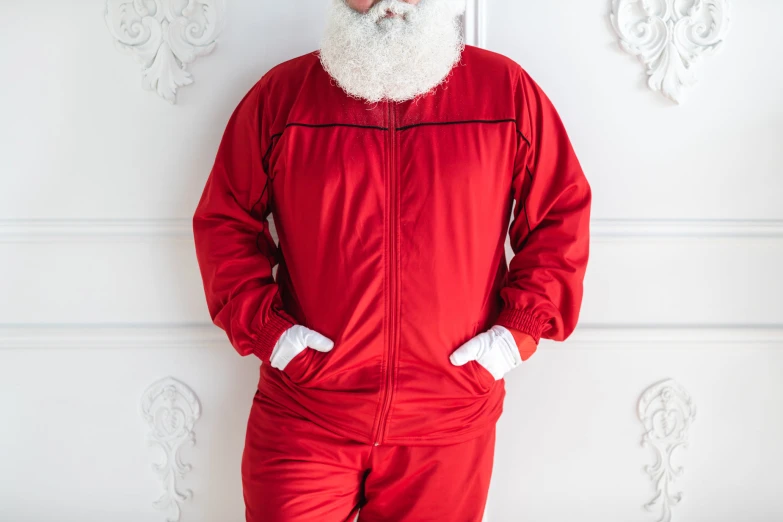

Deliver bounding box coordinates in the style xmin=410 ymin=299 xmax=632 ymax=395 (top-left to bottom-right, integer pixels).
xmin=367 ymin=0 xmax=417 ymax=23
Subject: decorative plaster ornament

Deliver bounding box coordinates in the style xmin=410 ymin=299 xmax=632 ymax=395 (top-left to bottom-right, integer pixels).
xmin=610 ymin=0 xmax=730 ymax=104
xmin=638 ymin=379 xmax=697 ymax=522
xmin=140 ymin=377 xmax=202 ymax=522
xmin=104 ymin=0 xmax=226 ymax=104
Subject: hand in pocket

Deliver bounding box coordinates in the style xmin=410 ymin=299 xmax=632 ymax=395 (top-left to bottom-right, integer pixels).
xmin=448 ymin=325 xmax=523 ymax=381
xmin=269 ymin=325 xmax=334 ymax=372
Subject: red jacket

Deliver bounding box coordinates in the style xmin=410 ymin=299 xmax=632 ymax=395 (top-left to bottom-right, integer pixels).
xmin=192 ymin=45 xmax=591 ymax=446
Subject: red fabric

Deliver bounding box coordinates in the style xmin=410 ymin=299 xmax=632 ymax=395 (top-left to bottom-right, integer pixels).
xmin=192 ymin=45 xmax=592 ymax=446
xmin=507 ymin=327 xmax=538 ymax=361
xmin=242 ymin=389 xmax=495 ymax=522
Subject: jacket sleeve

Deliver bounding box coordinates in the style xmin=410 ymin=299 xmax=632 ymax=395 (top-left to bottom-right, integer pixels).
xmin=192 ymin=77 xmax=297 ymax=365
xmin=493 ymin=67 xmax=592 ymax=345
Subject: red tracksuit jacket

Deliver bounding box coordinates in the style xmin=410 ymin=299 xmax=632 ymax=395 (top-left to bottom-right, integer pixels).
xmin=192 ymin=45 xmax=591 ymax=447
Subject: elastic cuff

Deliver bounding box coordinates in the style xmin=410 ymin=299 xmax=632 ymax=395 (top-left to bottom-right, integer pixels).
xmin=494 ymin=307 xmax=546 ymax=344
xmin=250 ymin=310 xmax=296 ymax=365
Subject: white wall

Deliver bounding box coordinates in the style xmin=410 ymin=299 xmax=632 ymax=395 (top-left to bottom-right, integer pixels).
xmin=1 ymin=1 xmax=781 ymax=521
xmin=487 ymin=1 xmax=783 ymax=520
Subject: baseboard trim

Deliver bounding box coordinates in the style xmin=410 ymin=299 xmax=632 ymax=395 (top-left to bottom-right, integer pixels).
xmin=1 ymin=324 xmax=781 ymax=349
xmin=2 ymin=218 xmax=783 ymax=243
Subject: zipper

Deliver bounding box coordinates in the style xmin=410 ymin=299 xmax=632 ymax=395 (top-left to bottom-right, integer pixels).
xmin=373 ymin=100 xmax=399 ymax=446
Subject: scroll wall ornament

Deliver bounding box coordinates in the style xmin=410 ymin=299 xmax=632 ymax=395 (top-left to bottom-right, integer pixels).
xmin=104 ymin=0 xmax=226 ymax=104
xmin=637 ymin=379 xmax=697 ymax=522
xmin=140 ymin=377 xmax=202 ymax=522
xmin=609 ymin=0 xmax=731 ymax=104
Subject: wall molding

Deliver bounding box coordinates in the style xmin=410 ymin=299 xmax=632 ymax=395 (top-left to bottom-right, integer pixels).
xmin=2 ymin=218 xmax=783 ymax=243
xmin=591 ymin=218 xmax=783 ymax=238
xmin=562 ymin=325 xmax=783 ymax=346
xmin=463 ymin=0 xmax=487 ymax=48
xmin=0 ymin=219 xmax=193 ymax=243
xmin=0 ymin=324 xmax=225 ymax=349
xmin=1 ymin=324 xmax=782 ymax=349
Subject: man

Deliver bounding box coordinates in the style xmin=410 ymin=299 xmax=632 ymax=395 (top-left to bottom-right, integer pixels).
xmin=192 ymin=0 xmax=591 ymax=520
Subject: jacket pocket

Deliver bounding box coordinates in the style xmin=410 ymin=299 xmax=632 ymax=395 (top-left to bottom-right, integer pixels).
xmin=467 ymin=359 xmax=496 ymax=394
xmin=459 ymin=321 xmax=496 ymax=395
xmin=279 ymin=346 xmax=328 ymax=388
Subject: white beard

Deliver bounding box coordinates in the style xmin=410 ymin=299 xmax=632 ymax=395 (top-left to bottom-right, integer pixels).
xmin=319 ymin=0 xmax=466 ymax=104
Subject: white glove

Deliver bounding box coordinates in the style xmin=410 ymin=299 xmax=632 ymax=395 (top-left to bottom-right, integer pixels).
xmin=269 ymin=324 xmax=334 ymax=371
xmin=449 ymin=325 xmax=522 ymax=380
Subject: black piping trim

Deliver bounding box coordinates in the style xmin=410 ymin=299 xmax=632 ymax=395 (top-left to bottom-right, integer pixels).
xmin=286 ymin=122 xmax=389 ymax=131
xmin=396 ymin=118 xmax=515 ymax=132
xmin=259 ymin=118 xmax=532 ymax=178
xmin=260 ymin=123 xmax=388 ymax=176
xmin=521 ymin=195 xmax=532 ymax=237
xmin=524 ymin=166 xmax=534 ymax=233
xmin=251 ymin=175 xmax=270 ymax=218
xmin=394 ymin=118 xmax=532 ymax=150
xmin=517 ymin=129 xmax=531 ymax=147
xmin=517 ymin=165 xmax=534 ymax=247
xmin=261 ymin=132 xmax=283 ymax=178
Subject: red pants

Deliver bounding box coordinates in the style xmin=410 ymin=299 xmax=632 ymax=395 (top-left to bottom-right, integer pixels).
xmin=242 ymin=389 xmax=496 ymax=521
